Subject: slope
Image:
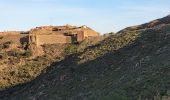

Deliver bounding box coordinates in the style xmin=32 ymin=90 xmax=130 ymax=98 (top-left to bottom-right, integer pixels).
xmin=0 ymin=16 xmax=170 ymax=100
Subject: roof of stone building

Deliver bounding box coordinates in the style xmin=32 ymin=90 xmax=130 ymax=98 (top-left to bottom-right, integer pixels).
xmin=29 ymin=25 xmax=100 ymax=36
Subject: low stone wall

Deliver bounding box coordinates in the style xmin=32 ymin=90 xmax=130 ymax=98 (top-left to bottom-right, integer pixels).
xmin=0 ymin=34 xmax=28 ymax=45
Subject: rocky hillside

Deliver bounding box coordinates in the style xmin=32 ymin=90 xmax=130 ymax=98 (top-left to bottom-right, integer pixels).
xmin=0 ymin=15 xmax=170 ymax=100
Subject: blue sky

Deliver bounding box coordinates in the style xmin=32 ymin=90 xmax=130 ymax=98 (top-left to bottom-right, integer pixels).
xmin=0 ymin=0 xmax=170 ymax=33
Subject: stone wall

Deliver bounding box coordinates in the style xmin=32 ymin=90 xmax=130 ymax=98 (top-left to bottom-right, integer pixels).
xmin=36 ymin=35 xmax=72 ymax=46
xmin=83 ymin=30 xmax=100 ymax=38
xmin=77 ymin=32 xmax=84 ymax=42
xmin=0 ymin=34 xmax=28 ymax=45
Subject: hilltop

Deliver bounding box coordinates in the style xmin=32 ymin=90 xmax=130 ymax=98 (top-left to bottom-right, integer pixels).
xmin=119 ymin=14 xmax=170 ymax=33
xmin=0 ymin=15 xmax=170 ymax=100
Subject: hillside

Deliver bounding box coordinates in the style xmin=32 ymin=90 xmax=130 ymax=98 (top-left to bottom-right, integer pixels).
xmin=118 ymin=14 xmax=170 ymax=33
xmin=0 ymin=15 xmax=170 ymax=100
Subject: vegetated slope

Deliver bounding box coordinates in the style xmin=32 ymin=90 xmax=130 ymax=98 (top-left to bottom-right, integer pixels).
xmin=0 ymin=36 xmax=103 ymax=89
xmin=0 ymin=43 xmax=67 ymax=89
xmin=1 ymin=16 xmax=170 ymax=100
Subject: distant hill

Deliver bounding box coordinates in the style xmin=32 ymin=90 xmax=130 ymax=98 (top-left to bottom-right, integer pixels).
xmin=0 ymin=15 xmax=170 ymax=100
xmin=119 ymin=14 xmax=170 ymax=33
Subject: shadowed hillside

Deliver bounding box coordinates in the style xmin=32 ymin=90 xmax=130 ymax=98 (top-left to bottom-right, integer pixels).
xmin=0 ymin=15 xmax=170 ymax=100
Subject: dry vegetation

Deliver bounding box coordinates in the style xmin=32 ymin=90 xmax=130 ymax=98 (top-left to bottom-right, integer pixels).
xmin=0 ymin=15 xmax=170 ymax=100
xmin=0 ymin=37 xmax=102 ymax=89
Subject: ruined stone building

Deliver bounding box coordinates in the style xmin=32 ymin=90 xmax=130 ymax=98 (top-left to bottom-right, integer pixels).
xmin=0 ymin=25 xmax=100 ymax=46
xmin=28 ymin=25 xmax=100 ymax=46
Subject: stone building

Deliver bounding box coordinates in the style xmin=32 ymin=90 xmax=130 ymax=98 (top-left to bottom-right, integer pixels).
xmin=28 ymin=25 xmax=100 ymax=46
xmin=0 ymin=25 xmax=100 ymax=46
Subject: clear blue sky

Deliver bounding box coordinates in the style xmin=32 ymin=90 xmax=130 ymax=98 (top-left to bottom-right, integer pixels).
xmin=0 ymin=0 xmax=170 ymax=33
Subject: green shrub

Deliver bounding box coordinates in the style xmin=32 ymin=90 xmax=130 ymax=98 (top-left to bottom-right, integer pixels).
xmin=21 ymin=42 xmax=28 ymax=50
xmin=65 ymin=44 xmax=78 ymax=55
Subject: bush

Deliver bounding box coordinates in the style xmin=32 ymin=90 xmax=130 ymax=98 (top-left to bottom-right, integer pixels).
xmin=0 ymin=36 xmax=3 ymax=39
xmin=8 ymin=49 xmax=22 ymax=57
xmin=65 ymin=44 xmax=78 ymax=55
xmin=23 ymin=50 xmax=32 ymax=57
xmin=21 ymin=42 xmax=28 ymax=50
xmin=0 ymin=44 xmax=3 ymax=51
xmin=99 ymin=91 xmax=129 ymax=100
xmin=109 ymin=32 xmax=114 ymax=35
xmin=3 ymin=41 xmax=13 ymax=49
xmin=0 ymin=52 xmax=8 ymax=60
